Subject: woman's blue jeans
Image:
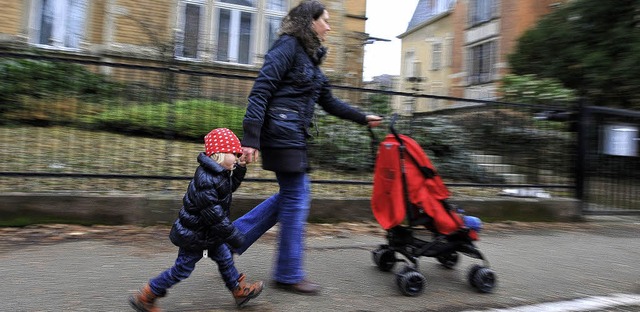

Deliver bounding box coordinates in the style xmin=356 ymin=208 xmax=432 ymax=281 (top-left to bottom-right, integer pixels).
xmin=233 ymin=171 xmax=311 ymax=284
xmin=148 ymin=244 xmax=240 ymax=296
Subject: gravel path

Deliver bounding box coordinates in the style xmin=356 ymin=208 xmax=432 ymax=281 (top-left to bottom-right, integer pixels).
xmin=2 ymin=218 xmax=638 ymax=254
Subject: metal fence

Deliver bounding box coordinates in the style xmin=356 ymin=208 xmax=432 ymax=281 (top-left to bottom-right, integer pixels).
xmin=0 ymin=54 xmax=638 ymax=215
xmin=578 ymin=105 xmax=640 ymax=215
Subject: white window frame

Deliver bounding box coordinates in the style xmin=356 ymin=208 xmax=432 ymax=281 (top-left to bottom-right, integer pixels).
xmin=214 ymin=1 xmax=258 ymax=64
xmin=175 ymin=0 xmax=205 ymax=60
xmin=431 ymin=42 xmax=442 ymax=71
xmin=173 ymin=0 xmax=288 ymax=65
xmin=404 ymin=51 xmax=415 ymax=78
xmin=30 ymin=0 xmax=88 ymax=50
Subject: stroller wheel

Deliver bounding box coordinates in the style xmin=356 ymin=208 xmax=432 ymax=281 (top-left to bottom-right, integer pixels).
xmin=372 ymin=247 xmax=396 ymax=272
xmin=396 ymin=268 xmax=425 ymax=296
xmin=395 ymin=265 xmax=415 ymax=288
xmin=468 ymin=265 xmax=496 ymax=293
xmin=467 ymin=265 xmax=482 ymax=288
xmin=436 ymin=252 xmax=459 ymax=269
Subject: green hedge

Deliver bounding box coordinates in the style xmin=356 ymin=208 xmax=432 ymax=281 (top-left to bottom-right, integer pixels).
xmin=92 ymin=99 xmax=245 ymax=140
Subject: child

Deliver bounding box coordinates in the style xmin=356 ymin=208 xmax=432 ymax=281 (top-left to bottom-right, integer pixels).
xmin=129 ymin=128 xmax=263 ymax=311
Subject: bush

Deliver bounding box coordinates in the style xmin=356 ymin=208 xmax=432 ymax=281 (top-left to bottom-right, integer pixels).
xmin=93 ymin=99 xmax=245 ymax=140
xmin=309 ymin=114 xmax=376 ymax=171
xmin=0 ymin=58 xmax=122 ymax=125
xmin=500 ymin=74 xmax=576 ymax=106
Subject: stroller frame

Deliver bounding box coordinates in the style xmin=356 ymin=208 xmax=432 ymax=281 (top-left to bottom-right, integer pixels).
xmin=370 ymin=114 xmax=496 ymax=296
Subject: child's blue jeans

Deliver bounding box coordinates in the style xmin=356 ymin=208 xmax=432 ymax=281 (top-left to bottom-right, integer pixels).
xmin=148 ymin=243 xmax=240 ymax=296
xmin=233 ymin=171 xmax=311 ymax=284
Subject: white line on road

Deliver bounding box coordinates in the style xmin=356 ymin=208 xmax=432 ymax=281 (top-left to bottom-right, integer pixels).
xmin=463 ymin=293 xmax=640 ymax=312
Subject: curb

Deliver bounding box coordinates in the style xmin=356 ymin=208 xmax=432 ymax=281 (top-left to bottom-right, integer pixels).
xmin=0 ymin=192 xmax=581 ymax=226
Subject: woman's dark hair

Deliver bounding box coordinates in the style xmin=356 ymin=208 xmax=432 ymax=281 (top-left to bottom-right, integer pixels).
xmin=279 ymin=0 xmax=326 ymax=61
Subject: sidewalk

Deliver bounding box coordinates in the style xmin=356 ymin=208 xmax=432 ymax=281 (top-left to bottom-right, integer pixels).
xmin=1 ymin=219 xmax=639 ymax=311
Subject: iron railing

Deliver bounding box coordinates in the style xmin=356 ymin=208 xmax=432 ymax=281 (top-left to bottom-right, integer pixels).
xmin=1 ymin=54 xmax=638 ymax=214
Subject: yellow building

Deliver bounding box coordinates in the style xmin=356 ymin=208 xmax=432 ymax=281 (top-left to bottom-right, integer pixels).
xmin=397 ymin=0 xmax=455 ymax=114
xmin=0 ymin=0 xmax=368 ymax=87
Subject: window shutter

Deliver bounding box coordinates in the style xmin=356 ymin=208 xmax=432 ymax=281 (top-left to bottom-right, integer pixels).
xmin=431 ymin=42 xmax=442 ymax=71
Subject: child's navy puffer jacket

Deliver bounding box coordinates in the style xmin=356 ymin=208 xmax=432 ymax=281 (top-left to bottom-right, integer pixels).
xmin=169 ymin=152 xmax=246 ymax=251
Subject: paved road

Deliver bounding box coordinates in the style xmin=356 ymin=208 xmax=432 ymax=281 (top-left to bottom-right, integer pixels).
xmin=1 ymin=218 xmax=639 ymax=312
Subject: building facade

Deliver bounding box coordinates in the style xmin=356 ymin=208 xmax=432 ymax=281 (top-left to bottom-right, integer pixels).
xmin=451 ymin=0 xmax=565 ymax=100
xmin=398 ymin=0 xmax=567 ymax=113
xmin=397 ymin=0 xmax=455 ymax=114
xmin=0 ymin=0 xmax=368 ymax=87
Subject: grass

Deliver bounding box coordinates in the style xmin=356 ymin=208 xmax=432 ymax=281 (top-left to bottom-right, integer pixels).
xmin=0 ymin=125 xmax=374 ymax=197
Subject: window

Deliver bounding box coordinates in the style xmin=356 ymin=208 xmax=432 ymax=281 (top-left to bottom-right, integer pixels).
xmin=445 ymin=37 xmax=453 ymax=67
xmin=467 ymin=41 xmax=496 ymax=85
xmin=175 ymin=0 xmax=286 ymax=64
xmin=404 ymin=51 xmax=416 ymax=78
xmin=176 ymin=1 xmax=204 ymax=59
xmin=431 ymin=42 xmax=442 ymax=71
xmin=263 ymin=0 xmax=288 ymax=51
xmin=32 ymin=0 xmax=87 ymax=49
xmin=468 ymin=0 xmax=499 ymax=26
xmin=264 ymin=16 xmax=281 ymax=51
xmin=215 ymin=0 xmax=256 ymax=64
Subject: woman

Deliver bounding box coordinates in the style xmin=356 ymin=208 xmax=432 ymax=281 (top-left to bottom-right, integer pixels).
xmin=234 ymin=0 xmax=382 ymax=295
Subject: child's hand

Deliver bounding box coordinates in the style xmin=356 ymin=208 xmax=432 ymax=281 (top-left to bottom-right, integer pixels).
xmin=236 ymin=154 xmax=247 ymax=167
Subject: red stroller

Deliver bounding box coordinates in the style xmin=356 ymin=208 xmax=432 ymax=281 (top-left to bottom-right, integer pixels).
xmin=370 ymin=115 xmax=496 ymax=296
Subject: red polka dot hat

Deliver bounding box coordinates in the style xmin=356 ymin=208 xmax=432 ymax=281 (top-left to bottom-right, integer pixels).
xmin=204 ymin=128 xmax=242 ymax=156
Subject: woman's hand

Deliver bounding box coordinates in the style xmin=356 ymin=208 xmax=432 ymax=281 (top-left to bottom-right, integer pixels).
xmin=241 ymin=146 xmax=260 ymax=164
xmin=366 ymin=115 xmax=383 ymax=128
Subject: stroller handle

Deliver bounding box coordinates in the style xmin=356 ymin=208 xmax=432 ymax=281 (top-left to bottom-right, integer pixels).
xmin=389 ymin=113 xmax=401 ymax=141
xmin=368 ymin=113 xmax=402 ymax=143
xmin=367 ymin=113 xmax=402 ymax=161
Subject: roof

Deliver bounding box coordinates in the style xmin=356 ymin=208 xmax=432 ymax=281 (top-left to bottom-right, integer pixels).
xmin=404 ymin=0 xmax=456 ymax=35
xmin=406 ymin=0 xmax=432 ymax=31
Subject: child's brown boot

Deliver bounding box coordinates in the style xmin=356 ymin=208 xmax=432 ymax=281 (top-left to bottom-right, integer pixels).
xmin=128 ymin=283 xmax=162 ymax=312
xmin=232 ymin=273 xmax=264 ymax=308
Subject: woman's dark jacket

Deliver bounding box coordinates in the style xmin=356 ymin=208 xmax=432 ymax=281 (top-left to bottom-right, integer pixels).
xmin=242 ymin=34 xmax=368 ymax=173
xmin=169 ymin=152 xmax=246 ymax=251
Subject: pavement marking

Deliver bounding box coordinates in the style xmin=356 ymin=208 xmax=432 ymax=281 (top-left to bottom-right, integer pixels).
xmin=463 ymin=293 xmax=640 ymax=312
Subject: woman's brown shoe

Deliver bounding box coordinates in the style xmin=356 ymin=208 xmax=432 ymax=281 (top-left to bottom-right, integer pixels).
xmin=273 ymin=279 xmax=320 ymax=295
